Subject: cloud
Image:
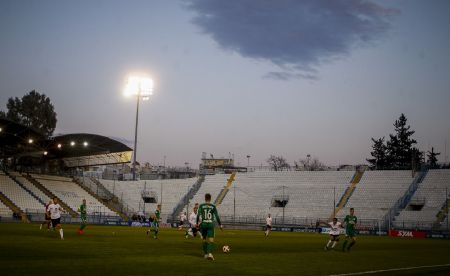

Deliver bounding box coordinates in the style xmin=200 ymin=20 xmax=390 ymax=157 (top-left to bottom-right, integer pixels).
xmin=185 ymin=0 xmax=398 ymax=80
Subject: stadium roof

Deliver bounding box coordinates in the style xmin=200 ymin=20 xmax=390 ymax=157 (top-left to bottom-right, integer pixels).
xmin=49 ymin=133 xmax=132 ymax=158
xmin=47 ymin=133 xmax=133 ymax=167
xmin=0 ymin=119 xmax=133 ymax=167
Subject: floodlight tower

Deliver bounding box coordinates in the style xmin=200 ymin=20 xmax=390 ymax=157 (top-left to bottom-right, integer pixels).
xmin=124 ymin=75 xmax=154 ymax=181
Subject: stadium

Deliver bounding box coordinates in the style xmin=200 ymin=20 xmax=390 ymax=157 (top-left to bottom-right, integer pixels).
xmin=1 ymin=116 xmax=450 ymax=275
xmin=1 ymin=1 xmax=450 ymax=275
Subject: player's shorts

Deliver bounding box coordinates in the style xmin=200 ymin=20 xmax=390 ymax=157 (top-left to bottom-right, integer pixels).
xmin=266 ymin=224 xmax=272 ymax=230
xmin=346 ymin=229 xmax=356 ymax=237
xmin=51 ymin=218 xmax=61 ymax=227
xmin=80 ymin=215 xmax=87 ymax=222
xmin=45 ymin=215 xmax=51 ymax=220
xmin=200 ymin=224 xmax=215 ymax=239
xmin=191 ymin=227 xmax=198 ymax=236
xmin=329 ymin=234 xmax=340 ymax=241
xmin=152 ymin=221 xmax=159 ymax=228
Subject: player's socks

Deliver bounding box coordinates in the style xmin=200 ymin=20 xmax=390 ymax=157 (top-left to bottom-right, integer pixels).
xmin=80 ymin=224 xmax=86 ymax=231
xmin=59 ymin=229 xmax=64 ymax=239
xmin=347 ymin=241 xmax=355 ymax=251
xmin=342 ymin=240 xmax=348 ymax=251
xmin=202 ymin=242 xmax=208 ymax=254
xmin=326 ymin=240 xmax=332 ymax=248
xmin=332 ymin=241 xmax=337 ymax=248
xmin=209 ymin=242 xmax=216 ymax=253
xmin=40 ymin=224 xmax=42 ymax=230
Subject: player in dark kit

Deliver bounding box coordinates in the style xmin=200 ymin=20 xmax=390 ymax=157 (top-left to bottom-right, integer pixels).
xmin=196 ymin=193 xmax=223 ymax=260
xmin=342 ymin=208 xmax=357 ymax=252
xmin=147 ymin=204 xmax=161 ymax=239
xmin=40 ymin=199 xmax=53 ymax=230
xmin=77 ymin=199 xmax=87 ymax=235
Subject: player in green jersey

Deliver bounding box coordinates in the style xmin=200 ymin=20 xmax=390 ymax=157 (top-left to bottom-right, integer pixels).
xmin=147 ymin=204 xmax=161 ymax=239
xmin=196 ymin=193 xmax=223 ymax=260
xmin=77 ymin=199 xmax=87 ymax=235
xmin=342 ymin=208 xmax=357 ymax=252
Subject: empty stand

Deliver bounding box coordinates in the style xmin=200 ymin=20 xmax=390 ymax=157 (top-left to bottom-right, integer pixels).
xmin=31 ymin=174 xmax=117 ymax=217
xmin=343 ymin=170 xmax=413 ymax=220
xmin=394 ymin=169 xmax=450 ymax=229
xmin=0 ymin=199 xmax=13 ymax=218
xmin=0 ymin=174 xmax=44 ymax=212
xmin=195 ymin=171 xmax=354 ymax=221
xmin=100 ymin=178 xmax=197 ymax=220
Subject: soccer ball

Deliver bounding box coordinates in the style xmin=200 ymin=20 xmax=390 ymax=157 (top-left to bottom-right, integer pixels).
xmin=222 ymin=245 xmax=230 ymax=253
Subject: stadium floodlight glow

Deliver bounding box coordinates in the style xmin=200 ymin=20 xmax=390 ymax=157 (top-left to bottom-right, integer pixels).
xmin=0 ymin=127 xmax=2 ymax=132
xmin=123 ymin=74 xmax=155 ymax=181
xmin=57 ymin=143 xmax=62 ymax=149
xmin=123 ymin=75 xmax=154 ymax=98
xmin=44 ymin=151 xmax=48 ymax=156
xmin=28 ymin=138 xmax=33 ymax=144
xmin=83 ymin=141 xmax=88 ymax=147
xmin=70 ymin=141 xmax=76 ymax=146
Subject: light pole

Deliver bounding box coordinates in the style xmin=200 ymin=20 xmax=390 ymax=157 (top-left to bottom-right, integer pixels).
xmin=246 ymin=155 xmax=251 ymax=167
xmin=124 ymin=75 xmax=154 ymax=181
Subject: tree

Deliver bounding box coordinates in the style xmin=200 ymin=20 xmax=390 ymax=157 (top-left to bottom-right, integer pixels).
xmin=296 ymin=156 xmax=326 ymax=171
xmin=267 ymin=155 xmax=290 ymax=171
xmin=1 ymin=90 xmax=57 ymax=137
xmin=411 ymin=147 xmax=424 ymax=171
xmin=309 ymin=158 xmax=326 ymax=171
xmin=386 ymin=113 xmax=417 ymax=169
xmin=367 ymin=137 xmax=389 ymax=170
xmin=427 ymin=147 xmax=440 ymax=169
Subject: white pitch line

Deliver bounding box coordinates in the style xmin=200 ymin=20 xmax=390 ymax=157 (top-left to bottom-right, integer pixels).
xmin=329 ymin=263 xmax=450 ymax=276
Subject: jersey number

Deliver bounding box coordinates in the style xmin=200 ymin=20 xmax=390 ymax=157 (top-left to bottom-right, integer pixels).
xmin=203 ymin=209 xmax=212 ymax=220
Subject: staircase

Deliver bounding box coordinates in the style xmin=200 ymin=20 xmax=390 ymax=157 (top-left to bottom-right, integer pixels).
xmin=433 ymin=198 xmax=450 ymax=229
xmin=170 ymin=176 xmax=205 ymax=222
xmin=385 ymin=169 xmax=428 ymax=228
xmin=23 ymin=174 xmax=78 ymax=217
xmin=0 ymin=191 xmax=30 ymax=223
xmin=331 ymin=170 xmax=364 ymax=219
xmin=214 ymin=172 xmax=236 ymax=206
xmin=73 ymin=176 xmax=130 ymax=221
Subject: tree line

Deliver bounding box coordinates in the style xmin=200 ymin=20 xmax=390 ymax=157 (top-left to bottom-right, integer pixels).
xmin=367 ymin=113 xmax=442 ymax=170
xmin=265 ymin=114 xmax=445 ymax=171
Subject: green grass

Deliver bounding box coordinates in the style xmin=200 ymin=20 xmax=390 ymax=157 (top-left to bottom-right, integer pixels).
xmin=1 ymin=223 xmax=450 ymax=275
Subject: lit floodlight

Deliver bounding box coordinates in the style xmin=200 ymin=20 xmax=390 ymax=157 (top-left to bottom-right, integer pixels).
xmin=83 ymin=141 xmax=88 ymax=147
xmin=0 ymin=127 xmax=2 ymax=132
xmin=123 ymin=75 xmax=154 ymax=98
xmin=70 ymin=141 xmax=76 ymax=146
xmin=28 ymin=139 xmax=33 ymax=144
xmin=44 ymin=151 xmax=48 ymax=156
xmin=57 ymin=143 xmax=62 ymax=149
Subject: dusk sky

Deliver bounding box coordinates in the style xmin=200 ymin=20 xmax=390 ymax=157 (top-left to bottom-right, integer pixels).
xmin=1 ymin=0 xmax=449 ymax=167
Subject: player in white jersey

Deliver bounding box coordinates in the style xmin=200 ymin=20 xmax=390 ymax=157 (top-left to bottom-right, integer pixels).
xmin=178 ymin=212 xmax=187 ymax=230
xmin=323 ymin=218 xmax=342 ymax=250
xmin=47 ymin=197 xmax=64 ymax=240
xmin=264 ymin=214 xmax=272 ymax=237
xmin=185 ymin=203 xmax=200 ymax=238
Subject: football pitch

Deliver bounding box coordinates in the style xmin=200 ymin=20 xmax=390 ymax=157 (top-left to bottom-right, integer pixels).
xmin=1 ymin=223 xmax=450 ymax=275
